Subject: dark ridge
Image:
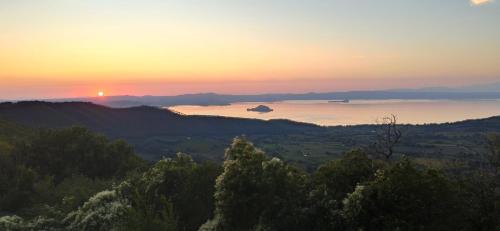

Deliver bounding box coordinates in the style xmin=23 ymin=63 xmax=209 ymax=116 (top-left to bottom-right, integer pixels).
xmin=2 ymin=101 xmax=500 ymax=163
xmin=0 ymin=101 xmax=322 ymax=138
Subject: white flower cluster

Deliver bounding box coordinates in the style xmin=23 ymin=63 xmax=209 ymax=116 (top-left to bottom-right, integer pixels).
xmin=0 ymin=215 xmax=24 ymax=230
xmin=64 ymin=190 xmax=130 ymax=231
xmin=0 ymin=215 xmax=62 ymax=231
xmin=342 ymin=184 xmax=366 ymax=222
xmin=262 ymin=157 xmax=283 ymax=170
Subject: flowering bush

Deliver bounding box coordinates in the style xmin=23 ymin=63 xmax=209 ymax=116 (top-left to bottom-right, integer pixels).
xmin=64 ymin=190 xmax=130 ymax=231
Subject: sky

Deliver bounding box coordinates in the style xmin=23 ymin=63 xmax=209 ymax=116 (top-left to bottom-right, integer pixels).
xmin=1 ymin=0 xmax=499 ymax=99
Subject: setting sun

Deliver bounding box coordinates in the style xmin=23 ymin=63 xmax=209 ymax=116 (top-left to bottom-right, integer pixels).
xmin=0 ymin=1 xmax=500 ymax=230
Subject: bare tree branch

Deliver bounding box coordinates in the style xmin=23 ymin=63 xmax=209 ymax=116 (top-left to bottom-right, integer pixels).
xmin=373 ymin=114 xmax=402 ymax=160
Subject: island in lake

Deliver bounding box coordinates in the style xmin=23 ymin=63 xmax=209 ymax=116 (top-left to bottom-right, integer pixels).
xmin=329 ymin=99 xmax=350 ymax=103
xmin=247 ymin=105 xmax=273 ymax=113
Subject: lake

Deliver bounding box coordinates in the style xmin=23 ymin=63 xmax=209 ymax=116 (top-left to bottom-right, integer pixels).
xmin=168 ymin=99 xmax=500 ymax=126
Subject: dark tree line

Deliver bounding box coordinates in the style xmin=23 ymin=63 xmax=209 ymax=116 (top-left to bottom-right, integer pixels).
xmin=0 ymin=127 xmax=146 ymax=214
xmin=1 ymin=128 xmax=500 ymax=230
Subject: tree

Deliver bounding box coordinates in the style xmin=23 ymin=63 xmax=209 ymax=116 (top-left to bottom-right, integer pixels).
xmin=201 ymin=137 xmax=308 ymax=231
xmin=342 ymin=159 xmax=463 ymax=231
xmin=64 ymin=190 xmax=131 ymax=231
xmin=306 ymin=150 xmax=379 ymax=230
xmin=313 ymin=149 xmax=378 ymax=201
xmin=456 ymin=133 xmax=500 ymax=230
xmin=0 ymin=127 xmax=146 ymax=214
xmin=12 ymin=127 xmax=146 ymax=182
xmin=118 ymin=153 xmax=220 ymax=231
xmin=0 ymin=163 xmax=37 ymax=212
xmin=457 ymin=173 xmax=500 ymax=231
xmin=373 ymin=114 xmax=402 ymax=160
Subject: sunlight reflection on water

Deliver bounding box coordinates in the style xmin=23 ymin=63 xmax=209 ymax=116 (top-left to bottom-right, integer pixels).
xmin=169 ymin=99 xmax=500 ymax=126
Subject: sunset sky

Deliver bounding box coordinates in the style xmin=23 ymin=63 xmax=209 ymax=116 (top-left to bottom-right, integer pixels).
xmin=1 ymin=0 xmax=499 ymax=99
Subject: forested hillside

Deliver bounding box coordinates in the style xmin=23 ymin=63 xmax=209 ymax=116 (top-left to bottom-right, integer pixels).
xmin=1 ymin=125 xmax=499 ymax=230
xmin=0 ymin=101 xmax=320 ymax=136
xmin=1 ymin=101 xmax=499 ymax=169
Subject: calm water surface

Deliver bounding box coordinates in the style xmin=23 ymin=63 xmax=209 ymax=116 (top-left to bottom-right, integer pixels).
xmin=169 ymin=100 xmax=500 ymax=126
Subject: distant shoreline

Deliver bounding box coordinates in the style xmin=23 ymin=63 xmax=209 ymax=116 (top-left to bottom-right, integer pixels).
xmin=169 ymin=99 xmax=500 ymax=126
xmin=20 ymin=90 xmax=497 ymax=108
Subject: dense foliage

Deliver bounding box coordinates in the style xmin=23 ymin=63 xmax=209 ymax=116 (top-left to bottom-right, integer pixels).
xmin=0 ymin=126 xmax=146 ymax=214
xmin=200 ymin=138 xmax=308 ymax=231
xmin=342 ymin=159 xmax=461 ymax=230
xmin=1 ymin=121 xmax=500 ymax=230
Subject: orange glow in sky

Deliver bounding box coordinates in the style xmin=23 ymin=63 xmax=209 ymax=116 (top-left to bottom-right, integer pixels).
xmin=0 ymin=1 xmax=499 ymax=99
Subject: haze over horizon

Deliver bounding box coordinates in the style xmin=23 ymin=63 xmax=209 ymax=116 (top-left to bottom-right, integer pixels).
xmin=1 ymin=0 xmax=500 ymax=99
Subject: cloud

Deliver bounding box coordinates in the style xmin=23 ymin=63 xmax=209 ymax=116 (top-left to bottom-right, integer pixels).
xmin=470 ymin=0 xmax=494 ymax=6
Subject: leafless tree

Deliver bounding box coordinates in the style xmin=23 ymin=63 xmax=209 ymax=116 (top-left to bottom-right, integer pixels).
xmin=373 ymin=114 xmax=402 ymax=160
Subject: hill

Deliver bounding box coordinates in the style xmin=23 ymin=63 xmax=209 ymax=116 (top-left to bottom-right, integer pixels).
xmin=0 ymin=101 xmax=320 ymax=137
xmin=1 ymin=101 xmax=499 ymax=167
xmin=0 ymin=101 xmax=322 ymax=161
